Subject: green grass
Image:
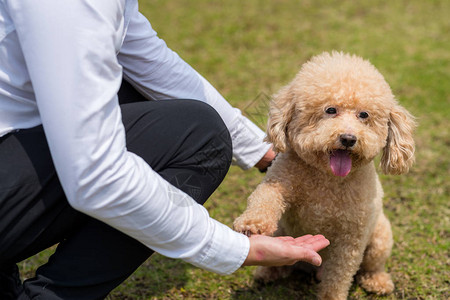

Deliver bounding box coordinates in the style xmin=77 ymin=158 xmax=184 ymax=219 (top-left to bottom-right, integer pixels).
xmin=22 ymin=0 xmax=449 ymax=298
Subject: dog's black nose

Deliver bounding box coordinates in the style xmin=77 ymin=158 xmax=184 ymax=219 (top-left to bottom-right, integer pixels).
xmin=340 ymin=134 xmax=357 ymax=148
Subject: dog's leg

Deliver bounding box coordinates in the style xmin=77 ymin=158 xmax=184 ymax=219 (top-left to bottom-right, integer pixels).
xmin=233 ymin=181 xmax=288 ymax=236
xmin=253 ymin=265 xmax=294 ymax=283
xmin=356 ymin=212 xmax=395 ymax=295
xmin=315 ymin=243 xmax=366 ymax=300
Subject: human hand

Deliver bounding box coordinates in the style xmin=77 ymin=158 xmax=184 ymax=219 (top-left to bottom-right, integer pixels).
xmin=242 ymin=234 xmax=330 ymax=267
xmin=255 ymin=146 xmax=277 ymax=172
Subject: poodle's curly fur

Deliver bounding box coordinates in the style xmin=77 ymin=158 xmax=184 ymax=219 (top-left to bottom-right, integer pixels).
xmin=234 ymin=52 xmax=415 ymax=300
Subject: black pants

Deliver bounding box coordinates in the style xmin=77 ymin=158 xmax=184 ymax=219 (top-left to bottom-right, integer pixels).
xmin=0 ymin=81 xmax=232 ymax=299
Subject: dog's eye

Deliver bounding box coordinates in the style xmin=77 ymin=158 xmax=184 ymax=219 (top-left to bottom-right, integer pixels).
xmin=325 ymin=107 xmax=337 ymax=114
xmin=359 ymin=111 xmax=369 ymax=119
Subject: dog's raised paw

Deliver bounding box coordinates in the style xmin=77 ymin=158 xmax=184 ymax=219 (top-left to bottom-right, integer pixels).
xmin=233 ymin=215 xmax=277 ymax=236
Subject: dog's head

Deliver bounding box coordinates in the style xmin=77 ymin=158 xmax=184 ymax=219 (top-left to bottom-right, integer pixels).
xmin=266 ymin=51 xmax=415 ymax=177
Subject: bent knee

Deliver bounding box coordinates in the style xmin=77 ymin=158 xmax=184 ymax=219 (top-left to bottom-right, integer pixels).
xmin=171 ymin=99 xmax=232 ymax=162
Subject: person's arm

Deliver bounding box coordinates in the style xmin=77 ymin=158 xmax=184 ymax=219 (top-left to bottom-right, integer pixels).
xmin=117 ymin=9 xmax=272 ymax=170
xmin=7 ymin=0 xmax=327 ymax=275
xmin=7 ymin=0 xmax=249 ymax=275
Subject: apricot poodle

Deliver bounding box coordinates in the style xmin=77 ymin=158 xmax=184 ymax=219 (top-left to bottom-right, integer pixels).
xmin=234 ymin=51 xmax=415 ymax=299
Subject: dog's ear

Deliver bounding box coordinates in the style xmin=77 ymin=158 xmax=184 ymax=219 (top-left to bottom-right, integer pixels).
xmin=265 ymin=85 xmax=296 ymax=152
xmin=380 ymin=103 xmax=416 ymax=174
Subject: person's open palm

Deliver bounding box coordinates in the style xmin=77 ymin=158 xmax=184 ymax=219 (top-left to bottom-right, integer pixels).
xmin=243 ymin=234 xmax=330 ymax=267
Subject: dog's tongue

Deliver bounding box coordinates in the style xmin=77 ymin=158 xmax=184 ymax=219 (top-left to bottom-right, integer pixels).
xmin=330 ymin=150 xmax=352 ymax=177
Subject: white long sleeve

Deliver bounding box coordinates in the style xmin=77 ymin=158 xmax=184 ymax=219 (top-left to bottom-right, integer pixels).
xmin=117 ymin=10 xmax=271 ymax=169
xmin=2 ymin=0 xmax=249 ymax=275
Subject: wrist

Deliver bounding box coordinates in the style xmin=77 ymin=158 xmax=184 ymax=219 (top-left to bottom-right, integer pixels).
xmin=255 ymin=146 xmax=277 ymax=172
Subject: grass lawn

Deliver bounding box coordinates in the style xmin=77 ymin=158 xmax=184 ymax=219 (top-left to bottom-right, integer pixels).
xmin=21 ymin=0 xmax=449 ymax=299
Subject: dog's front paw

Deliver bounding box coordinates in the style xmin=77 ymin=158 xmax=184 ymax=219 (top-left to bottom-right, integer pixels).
xmin=233 ymin=214 xmax=278 ymax=236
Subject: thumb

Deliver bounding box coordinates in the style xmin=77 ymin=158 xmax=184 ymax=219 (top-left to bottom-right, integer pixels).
xmin=293 ymin=247 xmax=322 ymax=266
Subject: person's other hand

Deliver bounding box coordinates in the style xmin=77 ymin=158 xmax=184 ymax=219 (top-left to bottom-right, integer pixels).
xmin=255 ymin=146 xmax=277 ymax=172
xmin=242 ymin=234 xmax=330 ymax=267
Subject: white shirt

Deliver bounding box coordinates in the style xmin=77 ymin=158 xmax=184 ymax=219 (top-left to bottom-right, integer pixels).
xmin=0 ymin=0 xmax=270 ymax=275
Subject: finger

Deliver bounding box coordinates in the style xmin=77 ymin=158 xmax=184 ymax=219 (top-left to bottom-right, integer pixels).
xmin=294 ymin=234 xmax=325 ymax=243
xmin=294 ymin=235 xmax=328 ymax=248
xmin=293 ymin=234 xmax=313 ymax=243
xmin=306 ymin=236 xmax=330 ymax=252
xmin=291 ymin=247 xmax=323 ymax=266
xmin=291 ymin=235 xmax=320 ymax=247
